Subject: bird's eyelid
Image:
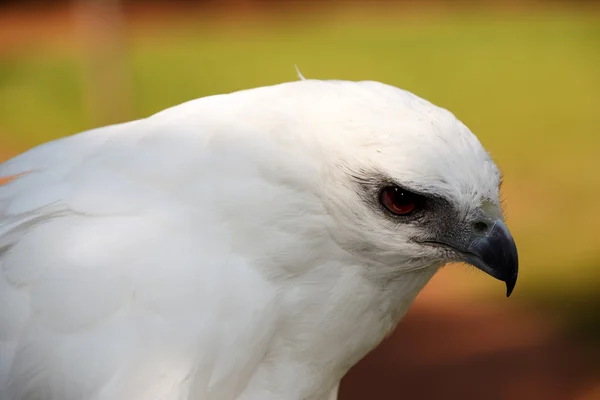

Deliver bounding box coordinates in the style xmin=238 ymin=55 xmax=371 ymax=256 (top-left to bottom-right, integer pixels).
xmin=347 ymin=170 xmax=429 ymax=197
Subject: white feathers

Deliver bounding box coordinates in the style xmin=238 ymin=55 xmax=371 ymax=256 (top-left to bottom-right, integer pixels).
xmin=0 ymin=79 xmax=501 ymax=400
xmin=294 ymin=64 xmax=306 ymax=80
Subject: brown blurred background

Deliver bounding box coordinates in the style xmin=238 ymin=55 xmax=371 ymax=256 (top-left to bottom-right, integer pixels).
xmin=1 ymin=0 xmax=599 ymax=399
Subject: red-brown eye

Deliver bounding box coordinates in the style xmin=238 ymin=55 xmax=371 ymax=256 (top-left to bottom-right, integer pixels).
xmin=380 ymin=186 xmax=422 ymax=216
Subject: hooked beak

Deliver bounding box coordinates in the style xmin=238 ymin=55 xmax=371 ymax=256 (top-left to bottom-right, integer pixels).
xmin=464 ymin=220 xmax=519 ymax=297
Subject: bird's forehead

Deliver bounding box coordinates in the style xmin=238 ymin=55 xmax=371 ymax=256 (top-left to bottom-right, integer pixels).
xmin=329 ymin=86 xmax=502 ymax=210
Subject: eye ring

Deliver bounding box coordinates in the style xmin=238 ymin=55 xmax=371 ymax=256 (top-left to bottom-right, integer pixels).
xmin=379 ymin=186 xmax=423 ymax=216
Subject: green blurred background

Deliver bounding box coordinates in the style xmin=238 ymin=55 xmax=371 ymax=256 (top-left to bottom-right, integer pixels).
xmin=0 ymin=1 xmax=599 ymax=399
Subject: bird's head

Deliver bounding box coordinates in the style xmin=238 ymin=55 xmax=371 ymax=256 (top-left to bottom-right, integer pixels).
xmin=195 ymin=79 xmax=517 ymax=297
xmin=286 ymin=80 xmax=519 ymax=296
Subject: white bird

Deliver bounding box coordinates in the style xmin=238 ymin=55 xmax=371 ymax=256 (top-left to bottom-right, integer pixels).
xmin=0 ymin=79 xmax=517 ymax=400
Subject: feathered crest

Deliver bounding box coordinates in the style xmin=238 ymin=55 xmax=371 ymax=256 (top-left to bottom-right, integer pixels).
xmin=294 ymin=65 xmax=306 ymax=81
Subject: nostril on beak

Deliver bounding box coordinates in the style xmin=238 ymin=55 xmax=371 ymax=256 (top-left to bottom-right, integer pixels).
xmin=472 ymin=221 xmax=490 ymax=234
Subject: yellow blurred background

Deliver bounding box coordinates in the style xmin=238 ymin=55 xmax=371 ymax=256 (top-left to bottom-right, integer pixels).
xmin=0 ymin=0 xmax=599 ymax=399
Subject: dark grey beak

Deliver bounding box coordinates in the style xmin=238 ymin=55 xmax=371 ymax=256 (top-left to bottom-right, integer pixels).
xmin=465 ymin=220 xmax=519 ymax=297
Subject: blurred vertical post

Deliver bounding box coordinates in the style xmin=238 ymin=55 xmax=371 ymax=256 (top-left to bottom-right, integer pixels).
xmin=72 ymin=0 xmax=133 ymax=127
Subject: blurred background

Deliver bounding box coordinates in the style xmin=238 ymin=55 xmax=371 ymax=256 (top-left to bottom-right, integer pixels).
xmin=0 ymin=0 xmax=599 ymax=398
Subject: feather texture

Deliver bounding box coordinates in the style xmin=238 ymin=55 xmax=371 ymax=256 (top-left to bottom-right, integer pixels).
xmin=0 ymin=79 xmax=501 ymax=400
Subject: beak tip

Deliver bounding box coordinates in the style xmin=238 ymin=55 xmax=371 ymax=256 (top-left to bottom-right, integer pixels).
xmin=505 ymin=283 xmax=513 ymax=298
xmin=505 ymin=272 xmax=517 ymax=297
